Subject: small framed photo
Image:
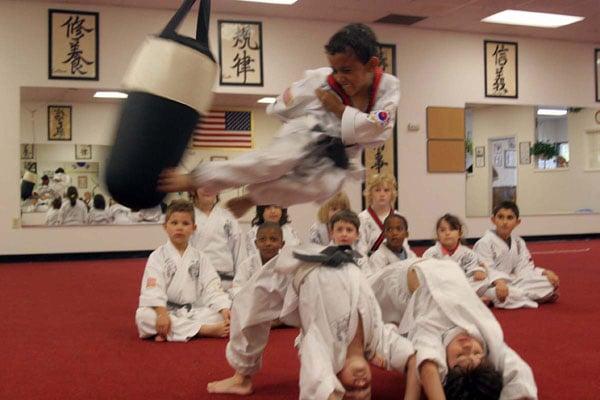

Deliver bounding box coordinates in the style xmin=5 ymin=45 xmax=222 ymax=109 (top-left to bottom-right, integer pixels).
xmin=77 ymin=175 xmax=88 ymax=189
xmin=484 ymin=40 xmax=518 ymax=98
xmin=475 ymin=146 xmax=485 ymax=157
xmin=475 ymin=155 xmax=485 ymax=168
xmin=21 ymin=144 xmax=34 ymax=160
xmin=49 ymin=9 xmax=99 ymax=80
xmin=75 ymin=144 xmax=92 ymax=160
xmin=504 ymin=149 xmax=517 ymax=168
xmin=218 ymin=20 xmax=263 ymax=86
xmin=595 ymin=49 xmax=600 ymax=102
xmin=210 ymin=155 xmax=228 ymax=161
xmin=378 ymin=43 xmax=397 ymax=75
xmin=519 ymin=141 xmax=531 ymax=164
xmin=48 ymin=105 xmax=72 ymax=141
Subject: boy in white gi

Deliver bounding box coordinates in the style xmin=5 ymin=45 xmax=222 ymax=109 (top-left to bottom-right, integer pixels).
xmin=158 ymin=23 xmax=400 ymax=217
xmin=369 ymin=214 xmax=416 ymax=273
xmin=370 ymin=259 xmax=538 ymax=400
xmin=207 ymin=210 xmax=417 ymax=400
xmin=309 ymin=192 xmax=351 ymax=246
xmin=245 ymin=205 xmax=300 ymax=257
xmin=422 ymin=213 xmax=490 ymax=300
xmin=473 ymin=201 xmax=559 ymax=309
xmin=135 ymin=200 xmax=231 ymax=342
xmin=231 ymin=222 xmax=284 ymax=298
xmin=190 ymin=187 xmax=247 ymax=289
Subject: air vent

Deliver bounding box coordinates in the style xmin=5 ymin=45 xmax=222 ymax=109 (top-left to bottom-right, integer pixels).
xmin=374 ymin=14 xmax=426 ymax=25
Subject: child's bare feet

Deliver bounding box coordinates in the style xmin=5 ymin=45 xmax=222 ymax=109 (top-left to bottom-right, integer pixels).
xmin=226 ymin=195 xmax=255 ymax=218
xmin=198 ymin=321 xmax=230 ymax=338
xmin=154 ymin=334 xmax=166 ymax=342
xmin=207 ymin=373 xmax=253 ymax=395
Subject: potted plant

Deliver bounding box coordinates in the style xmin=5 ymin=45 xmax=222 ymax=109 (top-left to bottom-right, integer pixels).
xmin=530 ymin=141 xmax=558 ymax=160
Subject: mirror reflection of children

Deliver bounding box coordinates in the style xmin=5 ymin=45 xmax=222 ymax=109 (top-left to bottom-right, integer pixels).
xmin=59 ymin=186 xmax=88 ymax=225
xmin=45 ymin=197 xmax=62 ymax=226
xmin=134 ymin=200 xmax=231 ymax=342
xmin=474 ymin=201 xmax=559 ymax=309
xmin=87 ymin=194 xmax=111 ymax=225
xmin=369 ymin=214 xmax=416 ymax=273
xmin=309 ymin=192 xmax=351 ymax=246
xmin=245 ymin=205 xmax=300 ymax=257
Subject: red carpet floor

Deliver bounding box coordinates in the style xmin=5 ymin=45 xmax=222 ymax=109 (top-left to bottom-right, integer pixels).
xmin=1 ymin=239 xmax=599 ymax=399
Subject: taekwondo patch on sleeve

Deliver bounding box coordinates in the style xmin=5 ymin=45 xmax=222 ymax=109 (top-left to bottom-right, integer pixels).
xmin=146 ymin=277 xmax=157 ymax=288
xmin=368 ymin=111 xmax=390 ymax=127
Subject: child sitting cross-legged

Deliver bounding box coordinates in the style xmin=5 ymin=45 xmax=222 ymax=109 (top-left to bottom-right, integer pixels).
xmin=369 ymin=214 xmax=416 ymax=273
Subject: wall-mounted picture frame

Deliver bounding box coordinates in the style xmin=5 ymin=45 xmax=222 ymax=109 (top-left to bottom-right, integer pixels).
xmin=484 ymin=40 xmax=518 ymax=98
xmin=504 ymin=149 xmax=517 ymax=168
xmin=21 ymin=144 xmax=34 ymax=160
xmin=77 ymin=175 xmax=88 ymax=189
xmin=24 ymin=162 xmax=38 ymax=174
xmin=218 ymin=20 xmax=263 ymax=86
xmin=475 ymin=146 xmax=485 ymax=157
xmin=519 ymin=141 xmax=531 ymax=164
xmin=595 ymin=49 xmax=600 ymax=102
xmin=48 ymin=105 xmax=72 ymax=141
xmin=75 ymin=144 xmax=92 ymax=160
xmin=210 ymin=155 xmax=228 ymax=161
xmin=49 ymin=9 xmax=99 ymax=80
xmin=475 ymin=155 xmax=485 ymax=168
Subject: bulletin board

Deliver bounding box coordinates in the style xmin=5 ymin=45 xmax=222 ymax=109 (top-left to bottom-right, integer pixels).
xmin=427 ymin=140 xmax=465 ymax=172
xmin=426 ymin=107 xmax=465 ymax=139
xmin=426 ymin=107 xmax=465 ymax=172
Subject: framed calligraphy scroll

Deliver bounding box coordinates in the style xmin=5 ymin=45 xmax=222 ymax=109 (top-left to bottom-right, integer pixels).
xmin=484 ymin=40 xmax=518 ymax=98
xmin=362 ymin=43 xmax=398 ymax=209
xmin=48 ymin=105 xmax=72 ymax=141
xmin=595 ymin=49 xmax=600 ymax=102
xmin=75 ymin=144 xmax=92 ymax=160
xmin=49 ymin=9 xmax=99 ymax=80
xmin=218 ymin=20 xmax=263 ymax=86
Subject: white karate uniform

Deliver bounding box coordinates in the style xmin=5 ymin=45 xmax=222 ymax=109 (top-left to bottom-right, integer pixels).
xmin=245 ymin=223 xmax=300 ymax=257
xmin=190 ymin=205 xmax=246 ymax=282
xmin=397 ymin=259 xmax=538 ymax=400
xmin=45 ymin=208 xmax=61 ymax=226
xmin=87 ymin=208 xmax=111 ymax=225
xmin=191 ymin=67 xmax=400 ymax=207
xmin=50 ymin=172 xmax=71 ymax=197
xmin=474 ymin=230 xmax=555 ymax=308
xmin=226 ymin=244 xmax=414 ymax=400
xmin=422 ymin=242 xmax=490 ymax=296
xmin=357 ymin=208 xmax=408 ymax=256
xmin=230 ymin=253 xmax=264 ymax=298
xmin=135 ymin=241 xmax=231 ymax=342
xmin=58 ymin=199 xmax=88 ymax=225
xmin=135 ymin=206 xmax=163 ymax=223
xmin=308 ymin=222 xmax=330 ymax=246
xmin=369 ymin=242 xmax=417 ymax=274
xmin=109 ymin=203 xmax=132 ymax=224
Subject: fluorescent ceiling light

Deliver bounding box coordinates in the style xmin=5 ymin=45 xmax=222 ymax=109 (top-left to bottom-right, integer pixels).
xmin=537 ymin=109 xmax=567 ymax=116
xmin=238 ymin=0 xmax=297 ymax=4
xmin=257 ymin=97 xmax=276 ymax=104
xmin=94 ymin=91 xmax=128 ymax=99
xmin=482 ymin=10 xmax=584 ymax=28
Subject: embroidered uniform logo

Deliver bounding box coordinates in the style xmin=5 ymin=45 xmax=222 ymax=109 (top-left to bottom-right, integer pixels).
xmin=368 ymin=111 xmax=390 ymax=127
xmin=188 ymin=261 xmax=201 ymax=279
xmin=224 ymin=220 xmax=232 ymax=239
xmin=164 ymin=258 xmax=177 ymax=279
xmin=146 ymin=277 xmax=157 ymax=288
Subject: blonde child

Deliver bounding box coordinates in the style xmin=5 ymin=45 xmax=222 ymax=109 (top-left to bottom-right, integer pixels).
xmin=245 ymin=205 xmax=300 ymax=256
xmin=308 ymin=191 xmax=351 ymax=245
xmin=134 ymin=200 xmax=231 ymax=342
xmin=369 ymin=214 xmax=417 ymax=273
xmin=422 ymin=213 xmax=490 ymax=299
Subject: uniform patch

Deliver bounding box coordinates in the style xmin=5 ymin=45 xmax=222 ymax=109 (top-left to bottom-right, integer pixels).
xmin=146 ymin=277 xmax=157 ymax=288
xmin=368 ymin=111 xmax=390 ymax=127
xmin=283 ymin=87 xmax=293 ymax=106
xmin=188 ymin=262 xmax=200 ymax=279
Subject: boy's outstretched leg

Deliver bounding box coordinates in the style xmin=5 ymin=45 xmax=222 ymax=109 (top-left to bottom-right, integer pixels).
xmin=207 ymin=372 xmax=253 ymax=395
xmin=226 ymin=195 xmax=256 ymax=218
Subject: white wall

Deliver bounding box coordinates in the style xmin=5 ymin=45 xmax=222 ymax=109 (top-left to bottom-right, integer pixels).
xmin=2 ymin=0 xmax=600 ymax=255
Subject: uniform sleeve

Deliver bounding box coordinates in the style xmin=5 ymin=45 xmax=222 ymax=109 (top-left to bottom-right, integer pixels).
xmin=412 ymin=316 xmax=448 ymax=381
xmin=514 ymin=239 xmax=541 ymax=276
xmin=461 ymin=249 xmax=486 ymax=276
xmin=231 ymin=256 xmax=255 ymax=297
xmin=421 ymin=246 xmax=436 ymax=259
xmin=500 ymin=345 xmax=538 ymax=400
xmin=368 ymin=249 xmax=387 ymax=272
xmin=340 ymin=75 xmax=400 ymax=147
xmin=357 ymin=219 xmax=370 ymax=256
xmin=138 ymin=252 xmax=169 ymax=308
xmin=199 ymin=255 xmax=231 ymax=312
xmin=308 ymin=222 xmax=322 ymax=245
xmin=473 ymin=238 xmax=494 ymax=269
xmin=285 ymin=224 xmax=302 ymax=247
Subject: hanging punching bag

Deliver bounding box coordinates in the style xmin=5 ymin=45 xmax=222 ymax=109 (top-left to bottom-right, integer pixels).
xmin=106 ymin=0 xmax=215 ymax=209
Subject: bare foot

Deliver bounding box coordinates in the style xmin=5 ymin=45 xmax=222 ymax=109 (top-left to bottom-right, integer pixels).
xmin=369 ymin=352 xmax=387 ymax=369
xmin=226 ymin=195 xmax=255 ymax=218
xmin=480 ymin=296 xmax=493 ymax=307
xmin=207 ymin=373 xmax=253 ymax=395
xmin=154 ymin=334 xmax=166 ymax=342
xmin=198 ymin=321 xmax=230 ymax=338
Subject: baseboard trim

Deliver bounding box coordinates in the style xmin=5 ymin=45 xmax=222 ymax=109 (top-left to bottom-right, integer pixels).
xmin=0 ymin=250 xmax=152 ymax=263
xmin=410 ymin=232 xmax=600 ymax=248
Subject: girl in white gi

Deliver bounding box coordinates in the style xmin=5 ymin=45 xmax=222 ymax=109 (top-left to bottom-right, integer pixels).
xmin=473 ymin=201 xmax=559 ymax=309
xmin=45 ymin=197 xmax=62 ymax=226
xmin=245 ymin=205 xmax=300 ymax=257
xmin=309 ymin=191 xmax=351 ymax=246
xmin=208 ymin=210 xmax=417 ymax=400
xmin=369 ymin=214 xmax=416 ymax=273
xmin=87 ymin=194 xmax=111 ymax=225
xmin=422 ymin=213 xmax=490 ymax=300
xmin=109 ymin=199 xmax=133 ymax=224
xmin=357 ymin=173 xmax=408 ymax=257
xmin=158 ymin=23 xmax=400 ymax=219
xmin=190 ymin=187 xmax=247 ymax=289
xmin=135 ymin=200 xmax=231 ymax=342
xmin=231 ymin=222 xmax=284 ymax=298
xmin=59 ymin=186 xmax=88 ymax=225
xmin=370 ymin=259 xmax=538 ymax=400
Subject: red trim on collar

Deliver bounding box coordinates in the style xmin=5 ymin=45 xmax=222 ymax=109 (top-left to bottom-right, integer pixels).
xmin=367 ymin=206 xmax=394 ymax=253
xmin=326 ymin=67 xmax=384 ymax=113
xmin=441 ymin=243 xmax=460 ymax=256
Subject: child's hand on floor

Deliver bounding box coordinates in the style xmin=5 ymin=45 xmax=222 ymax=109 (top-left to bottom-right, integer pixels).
xmin=543 ymin=270 xmax=560 ymax=288
xmin=494 ymin=280 xmax=509 ymax=302
xmin=156 ymin=313 xmax=171 ymax=338
xmin=220 ymin=308 xmax=231 ymax=323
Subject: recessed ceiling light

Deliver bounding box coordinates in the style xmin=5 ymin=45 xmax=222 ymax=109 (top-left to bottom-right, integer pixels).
xmin=237 ymin=0 xmax=297 ymax=4
xmin=257 ymin=97 xmax=277 ymax=104
xmin=482 ymin=9 xmax=584 ymax=28
xmin=537 ymin=108 xmax=567 ymax=116
xmin=93 ymin=91 xmax=128 ymax=99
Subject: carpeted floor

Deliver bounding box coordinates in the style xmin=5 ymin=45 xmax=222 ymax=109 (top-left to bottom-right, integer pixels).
xmin=1 ymin=239 xmax=599 ymax=399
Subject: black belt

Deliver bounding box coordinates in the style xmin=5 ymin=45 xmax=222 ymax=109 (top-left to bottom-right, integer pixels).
xmin=217 ymin=271 xmax=234 ymax=281
xmin=314 ymin=136 xmax=349 ymax=169
xmin=166 ymin=301 xmax=192 ymax=312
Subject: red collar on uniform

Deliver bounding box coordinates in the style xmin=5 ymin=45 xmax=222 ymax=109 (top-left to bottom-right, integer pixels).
xmin=326 ymin=67 xmax=383 ymax=113
xmin=441 ymin=243 xmax=460 ymax=256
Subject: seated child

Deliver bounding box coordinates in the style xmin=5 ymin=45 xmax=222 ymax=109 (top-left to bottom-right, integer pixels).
xmin=190 ymin=188 xmax=247 ymax=288
xmin=87 ymin=194 xmax=111 ymax=225
xmin=473 ymin=201 xmax=559 ymax=309
xmin=59 ymin=186 xmax=88 ymax=225
xmin=231 ymin=222 xmax=284 ymax=298
xmin=135 ymin=205 xmax=164 ymax=223
xmin=134 ymin=200 xmax=231 ymax=342
xmin=245 ymin=204 xmax=300 ymax=257
xmin=158 ymin=23 xmax=399 ymax=218
xmin=309 ymin=191 xmax=351 ymax=246
xmin=369 ymin=214 xmax=416 ymax=273
xmin=422 ymin=213 xmax=490 ymax=299
xmin=45 ymin=196 xmax=62 ymax=226
xmin=370 ymin=258 xmax=538 ymax=400
xmin=207 ymin=210 xmax=417 ymax=400
xmin=109 ymin=199 xmax=133 ymax=224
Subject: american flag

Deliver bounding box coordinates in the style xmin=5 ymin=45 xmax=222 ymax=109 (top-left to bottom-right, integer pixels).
xmin=192 ymin=110 xmax=253 ymax=149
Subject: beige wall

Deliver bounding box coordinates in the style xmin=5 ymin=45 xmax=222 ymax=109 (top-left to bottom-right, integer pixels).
xmin=2 ymin=0 xmax=600 ymax=255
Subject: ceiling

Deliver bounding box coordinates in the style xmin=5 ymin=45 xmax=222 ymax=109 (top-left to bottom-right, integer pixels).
xmin=29 ymin=0 xmax=600 ymax=43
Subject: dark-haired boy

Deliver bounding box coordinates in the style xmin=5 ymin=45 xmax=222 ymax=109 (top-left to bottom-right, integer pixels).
xmin=369 ymin=214 xmax=416 ymax=273
xmin=473 ymin=201 xmax=559 ymax=309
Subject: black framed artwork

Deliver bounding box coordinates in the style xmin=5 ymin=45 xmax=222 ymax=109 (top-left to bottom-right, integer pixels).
xmin=484 ymin=40 xmax=518 ymax=98
xmin=218 ymin=20 xmax=263 ymax=86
